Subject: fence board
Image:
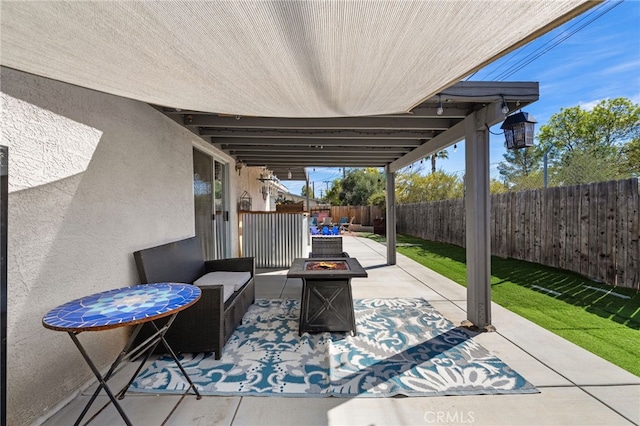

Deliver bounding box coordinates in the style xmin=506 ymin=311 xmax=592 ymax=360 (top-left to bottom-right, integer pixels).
xmin=492 ymin=194 xmax=500 ymax=256
xmin=558 ymin=186 xmax=567 ymax=270
xmin=545 ymin=187 xmax=555 ymax=266
xmin=580 ymin=183 xmax=591 ymax=278
xmin=567 ymin=185 xmax=580 ymax=271
xmin=595 ymin=182 xmax=607 ymax=283
xmin=533 ymin=190 xmax=542 ymax=263
xmin=549 ymin=187 xmax=557 ymax=267
xmin=592 ymin=183 xmax=601 ymax=281
xmin=606 ymin=180 xmax=617 ymax=285
xmin=616 ymin=179 xmax=628 ymax=286
xmin=628 ymin=181 xmax=639 ymax=288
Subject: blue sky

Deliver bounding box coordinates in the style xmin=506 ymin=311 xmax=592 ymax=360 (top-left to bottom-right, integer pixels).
xmin=286 ymin=0 xmax=640 ymax=196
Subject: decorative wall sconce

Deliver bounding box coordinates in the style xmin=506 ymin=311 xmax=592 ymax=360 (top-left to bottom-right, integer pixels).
xmin=239 ymin=191 xmax=252 ymax=211
xmin=258 ymin=168 xmax=275 ymax=200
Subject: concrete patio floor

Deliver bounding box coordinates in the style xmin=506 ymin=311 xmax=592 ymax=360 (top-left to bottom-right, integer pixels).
xmin=41 ymin=236 xmax=640 ymax=426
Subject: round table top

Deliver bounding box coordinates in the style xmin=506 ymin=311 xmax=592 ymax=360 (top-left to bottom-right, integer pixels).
xmin=42 ymin=283 xmax=201 ymax=332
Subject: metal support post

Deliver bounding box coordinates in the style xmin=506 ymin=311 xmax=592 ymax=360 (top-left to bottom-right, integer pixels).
xmin=385 ymin=166 xmax=396 ymax=265
xmin=464 ymin=112 xmax=492 ymax=329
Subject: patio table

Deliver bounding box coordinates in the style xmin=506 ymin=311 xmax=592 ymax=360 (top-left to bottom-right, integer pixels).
xmin=42 ymin=283 xmax=202 ymax=426
xmin=288 ymin=257 xmax=367 ymax=336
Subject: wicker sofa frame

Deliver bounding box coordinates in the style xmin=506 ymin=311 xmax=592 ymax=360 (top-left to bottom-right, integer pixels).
xmin=132 ymin=237 xmax=255 ymax=359
xmin=309 ymin=236 xmax=349 ymax=258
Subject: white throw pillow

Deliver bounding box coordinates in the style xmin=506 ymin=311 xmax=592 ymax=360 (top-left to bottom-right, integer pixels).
xmin=194 ymin=271 xmax=252 ymax=292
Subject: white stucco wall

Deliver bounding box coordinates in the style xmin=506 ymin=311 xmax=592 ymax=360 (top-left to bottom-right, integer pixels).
xmin=236 ymin=166 xmax=272 ymax=212
xmin=1 ymin=67 xmax=236 ymax=425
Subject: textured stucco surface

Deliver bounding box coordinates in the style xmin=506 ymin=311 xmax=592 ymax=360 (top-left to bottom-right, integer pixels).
xmin=0 ymin=67 xmax=232 ymax=425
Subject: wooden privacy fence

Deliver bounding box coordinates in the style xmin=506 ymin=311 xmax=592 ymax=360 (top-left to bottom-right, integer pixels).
xmin=396 ymin=178 xmax=639 ymax=290
xmin=311 ymin=205 xmax=383 ymax=226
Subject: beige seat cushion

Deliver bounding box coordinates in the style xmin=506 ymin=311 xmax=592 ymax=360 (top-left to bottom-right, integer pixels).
xmin=194 ymin=271 xmax=252 ymax=302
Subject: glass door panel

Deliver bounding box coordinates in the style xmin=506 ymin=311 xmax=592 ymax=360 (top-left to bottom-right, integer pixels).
xmin=214 ymin=160 xmax=229 ymax=259
xmin=193 ymin=148 xmax=214 ymax=260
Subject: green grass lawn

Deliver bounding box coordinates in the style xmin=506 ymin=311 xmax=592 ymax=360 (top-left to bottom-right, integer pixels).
xmin=364 ymin=233 xmax=640 ymax=377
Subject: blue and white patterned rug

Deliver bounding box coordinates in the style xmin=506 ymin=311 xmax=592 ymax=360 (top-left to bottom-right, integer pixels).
xmin=131 ymin=298 xmax=538 ymax=397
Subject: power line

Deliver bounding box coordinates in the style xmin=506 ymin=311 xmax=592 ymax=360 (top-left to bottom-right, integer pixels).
xmin=495 ymin=0 xmax=622 ymax=81
xmin=465 ymin=0 xmax=622 ymax=82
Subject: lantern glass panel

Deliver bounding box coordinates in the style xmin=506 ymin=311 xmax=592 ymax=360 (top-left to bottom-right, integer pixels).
xmin=502 ymin=111 xmax=536 ymax=150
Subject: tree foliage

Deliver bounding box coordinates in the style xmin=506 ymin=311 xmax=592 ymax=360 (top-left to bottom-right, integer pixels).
xmin=497 ymin=146 xmax=544 ymax=190
xmin=621 ymin=137 xmax=640 ymax=177
xmin=396 ymin=170 xmax=463 ymax=203
xmin=430 ymin=150 xmax=449 ymax=173
xmin=498 ymin=97 xmax=640 ymax=188
xmin=368 ymin=191 xmax=386 ymax=209
xmin=325 ymin=167 xmax=384 ymax=205
xmin=538 ymin=98 xmax=640 ymax=186
xmin=490 ymin=179 xmax=508 ymax=194
xmin=301 ymin=183 xmax=315 ymax=199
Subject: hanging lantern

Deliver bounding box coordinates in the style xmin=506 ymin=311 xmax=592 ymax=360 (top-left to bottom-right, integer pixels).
xmin=501 ymin=112 xmax=537 ymax=150
xmin=239 ymin=191 xmax=252 ymax=211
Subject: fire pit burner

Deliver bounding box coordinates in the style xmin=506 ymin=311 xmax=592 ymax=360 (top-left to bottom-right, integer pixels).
xmin=305 ymin=261 xmax=349 ymax=271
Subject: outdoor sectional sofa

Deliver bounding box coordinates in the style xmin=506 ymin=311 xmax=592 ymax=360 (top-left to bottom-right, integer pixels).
xmin=132 ymin=236 xmax=255 ymax=359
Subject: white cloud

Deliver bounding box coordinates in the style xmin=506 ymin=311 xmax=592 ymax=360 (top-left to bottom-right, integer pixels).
xmin=578 ymin=99 xmax=603 ymax=111
xmin=599 ymin=59 xmax=640 ymax=76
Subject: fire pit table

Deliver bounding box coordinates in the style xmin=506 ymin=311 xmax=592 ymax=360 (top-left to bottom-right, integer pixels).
xmin=287 ymin=257 xmax=367 ymax=336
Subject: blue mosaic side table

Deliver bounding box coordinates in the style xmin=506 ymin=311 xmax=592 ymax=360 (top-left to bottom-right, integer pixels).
xmin=43 ymin=283 xmax=202 ymax=426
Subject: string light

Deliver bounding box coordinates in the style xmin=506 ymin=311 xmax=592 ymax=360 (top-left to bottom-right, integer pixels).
xmin=287 ymin=169 xmax=292 ymax=179
xmin=453 ymin=144 xmax=457 ymax=152
xmin=436 ymin=94 xmax=444 ymax=116
xmin=501 ymin=95 xmax=509 ymax=114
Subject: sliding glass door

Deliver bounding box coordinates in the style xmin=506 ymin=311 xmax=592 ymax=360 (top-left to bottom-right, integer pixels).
xmin=193 ymin=148 xmax=229 ymax=260
xmin=214 ymin=160 xmax=228 ymax=258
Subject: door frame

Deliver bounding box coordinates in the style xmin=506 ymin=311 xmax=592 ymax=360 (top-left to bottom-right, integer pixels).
xmin=192 ymin=141 xmax=232 ymax=259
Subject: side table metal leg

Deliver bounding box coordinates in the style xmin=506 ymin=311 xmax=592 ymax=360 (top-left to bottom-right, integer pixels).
xmin=155 ymin=324 xmax=202 ymax=399
xmin=118 ymin=315 xmax=201 ymax=399
xmin=68 ymin=332 xmax=132 ymax=426
xmin=116 ymin=323 xmax=166 ymax=400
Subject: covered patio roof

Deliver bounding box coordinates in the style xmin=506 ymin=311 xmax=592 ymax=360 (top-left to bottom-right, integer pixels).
xmin=2 ymin=1 xmax=591 ymax=119
xmin=2 ymin=1 xmax=593 ymax=181
xmin=159 ymin=81 xmax=539 ymax=181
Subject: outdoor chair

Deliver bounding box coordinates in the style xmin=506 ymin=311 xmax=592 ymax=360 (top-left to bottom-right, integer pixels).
xmin=321 ymin=216 xmax=332 ymax=226
xmin=340 ymin=216 xmax=355 ymax=233
xmin=310 ymin=225 xmax=320 ymax=235
xmin=309 ymin=236 xmax=349 ymax=258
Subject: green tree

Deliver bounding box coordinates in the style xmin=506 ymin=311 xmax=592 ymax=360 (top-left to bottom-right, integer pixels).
xmin=490 ymin=179 xmax=508 ymax=194
xmin=537 ymin=97 xmax=640 ymax=185
xmin=621 ymin=138 xmax=640 ymax=177
xmin=323 ymin=179 xmax=342 ymax=205
xmin=430 ymin=150 xmax=449 ymax=173
xmin=497 ymin=146 xmax=544 ymax=190
xmin=396 ymin=171 xmax=463 ymax=203
xmin=323 ymin=168 xmax=384 ymax=206
xmin=301 ymin=184 xmax=315 ymax=199
xmin=337 ymin=168 xmax=385 ymax=205
xmin=368 ymin=191 xmax=386 ymax=209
